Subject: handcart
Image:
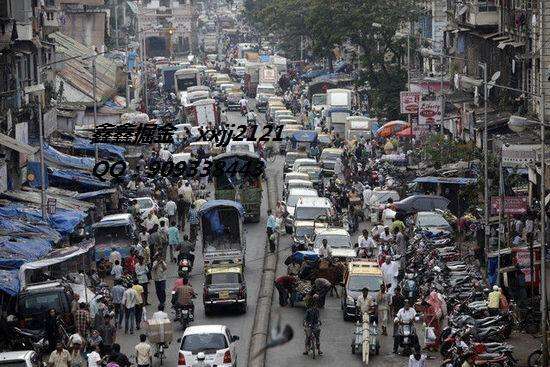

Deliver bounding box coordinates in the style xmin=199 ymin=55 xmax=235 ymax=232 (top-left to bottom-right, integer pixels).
xmin=289 ymin=279 xmax=312 ymax=308
xmin=351 ymin=314 xmax=380 ymax=365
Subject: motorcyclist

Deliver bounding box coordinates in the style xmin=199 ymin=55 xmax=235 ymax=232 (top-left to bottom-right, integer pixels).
xmin=239 ymin=97 xmax=248 ymax=115
xmin=246 ymin=110 xmax=256 ymax=124
xmin=303 ymin=294 xmax=322 ymax=355
xmin=172 ymin=278 xmax=196 ymax=316
xmin=393 ymin=299 xmax=418 ymax=354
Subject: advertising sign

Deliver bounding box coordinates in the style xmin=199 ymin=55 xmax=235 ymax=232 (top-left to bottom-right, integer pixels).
xmin=418 ymin=100 xmax=442 ymax=125
xmin=490 ymin=196 xmax=528 ymax=215
xmin=400 ymin=92 xmax=421 ymax=114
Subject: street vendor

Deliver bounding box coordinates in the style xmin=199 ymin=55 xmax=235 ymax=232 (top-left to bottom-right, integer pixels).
xmin=274 ymin=275 xmax=297 ymax=307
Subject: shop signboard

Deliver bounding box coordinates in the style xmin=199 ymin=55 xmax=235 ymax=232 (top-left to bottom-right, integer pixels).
xmin=400 ymin=91 xmax=421 ymax=114
xmin=490 ymin=196 xmax=528 ymax=215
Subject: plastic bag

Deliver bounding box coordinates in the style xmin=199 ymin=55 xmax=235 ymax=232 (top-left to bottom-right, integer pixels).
xmin=425 ymin=326 xmax=436 ymax=342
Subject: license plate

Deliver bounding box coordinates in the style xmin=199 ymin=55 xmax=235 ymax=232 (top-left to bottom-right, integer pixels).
xmin=219 ymin=291 xmax=229 ymax=299
xmin=181 ymin=267 xmax=188 ymax=271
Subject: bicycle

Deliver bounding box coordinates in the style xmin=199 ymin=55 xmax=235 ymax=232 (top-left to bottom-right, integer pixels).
xmin=154 ymin=342 xmax=168 ymax=365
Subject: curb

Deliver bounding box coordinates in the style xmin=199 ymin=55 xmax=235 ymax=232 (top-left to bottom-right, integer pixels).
xmin=247 ymin=174 xmax=279 ymax=367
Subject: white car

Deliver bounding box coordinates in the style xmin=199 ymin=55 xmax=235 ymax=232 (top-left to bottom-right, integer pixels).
xmin=135 ymin=197 xmax=158 ymax=219
xmin=177 ymin=325 xmax=239 ymax=366
xmin=283 ymin=187 xmax=319 ymax=232
xmin=0 ymin=351 xmax=40 ymax=367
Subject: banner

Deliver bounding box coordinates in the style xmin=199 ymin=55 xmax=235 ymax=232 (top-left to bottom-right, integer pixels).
xmin=418 ymin=99 xmax=442 ymax=125
xmin=400 ymin=91 xmax=421 ymax=114
xmin=490 ymin=196 xmax=528 ymax=215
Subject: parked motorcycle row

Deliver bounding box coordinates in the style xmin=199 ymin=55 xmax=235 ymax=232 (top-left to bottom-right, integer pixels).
xmin=402 ymin=230 xmax=520 ymax=367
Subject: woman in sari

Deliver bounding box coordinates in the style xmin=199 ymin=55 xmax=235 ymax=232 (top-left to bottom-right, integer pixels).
xmin=424 ymin=290 xmax=443 ymax=351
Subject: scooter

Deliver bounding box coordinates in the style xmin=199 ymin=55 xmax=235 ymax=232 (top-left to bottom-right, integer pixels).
xmin=178 ymin=259 xmax=191 ymax=279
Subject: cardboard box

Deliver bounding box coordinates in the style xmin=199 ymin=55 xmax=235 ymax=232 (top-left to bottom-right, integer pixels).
xmin=146 ymin=319 xmax=173 ymax=344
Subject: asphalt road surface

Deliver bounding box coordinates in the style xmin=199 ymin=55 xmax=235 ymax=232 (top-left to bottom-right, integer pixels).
xmin=117 ymin=107 xmax=272 ymax=366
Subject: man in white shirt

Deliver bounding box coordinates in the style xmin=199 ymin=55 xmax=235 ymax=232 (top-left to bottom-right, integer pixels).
xmin=381 ymin=256 xmax=399 ymax=295
xmin=239 ymin=97 xmax=248 ymax=112
xmin=143 ymin=211 xmax=159 ymax=232
xmin=122 ymin=285 xmax=138 ymax=334
xmin=135 ymin=334 xmax=152 ymax=367
xmin=408 ymin=352 xmax=427 ymax=367
xmin=355 ymin=288 xmax=374 ymax=321
xmin=164 ymin=200 xmax=177 ymax=223
xmin=379 ymin=226 xmax=393 ymax=243
xmin=394 ymin=300 xmax=418 ymax=354
xmin=87 ymin=345 xmax=102 ymax=367
xmin=158 ymin=148 xmax=172 ymax=162
xmin=151 ymin=304 xmax=169 ymax=321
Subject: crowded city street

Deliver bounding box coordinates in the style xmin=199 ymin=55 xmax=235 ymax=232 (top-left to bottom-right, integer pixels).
xmin=0 ymin=0 xmax=549 ymax=367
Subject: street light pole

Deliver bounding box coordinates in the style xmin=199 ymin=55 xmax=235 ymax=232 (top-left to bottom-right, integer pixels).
xmin=440 ymin=53 xmax=444 ymax=126
xmin=92 ymin=57 xmax=99 ymax=162
xmin=482 ymin=62 xmax=490 ymax=262
xmin=36 ymin=95 xmax=48 ymax=221
xmin=539 ymin=0 xmax=548 ymax=362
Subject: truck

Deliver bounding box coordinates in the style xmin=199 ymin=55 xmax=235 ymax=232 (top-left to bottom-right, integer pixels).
xmin=203 ymin=33 xmax=218 ymax=54
xmin=198 ymin=200 xmax=246 ymax=267
xmin=326 ymin=89 xmax=352 ymax=135
xmin=186 ymin=98 xmax=219 ymax=126
xmin=259 ymin=64 xmax=278 ymax=84
xmin=243 ymin=62 xmax=261 ymax=97
xmin=212 ymin=151 xmax=264 ymax=222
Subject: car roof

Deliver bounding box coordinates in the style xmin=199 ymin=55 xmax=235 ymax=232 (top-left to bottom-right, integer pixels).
xmin=417 ymin=211 xmax=443 ymax=217
xmin=288 ymin=188 xmax=318 ymax=196
xmin=183 ymin=325 xmax=226 ymax=336
xmin=294 ymin=220 xmax=328 ymax=228
xmin=314 ymin=228 xmax=350 ymax=236
xmin=206 ymin=266 xmax=242 ymax=275
xmin=294 ymin=158 xmax=317 ymax=164
xmin=23 ymin=281 xmax=63 ymax=292
xmin=322 ymin=148 xmax=344 ymax=154
xmin=0 ymin=351 xmax=35 ymax=361
xmin=135 ymin=197 xmax=153 ymax=202
xmin=296 ymin=196 xmax=331 ymax=207
xmin=287 ymin=179 xmax=313 ymax=185
xmin=258 ymin=83 xmax=275 ymax=88
xmin=348 ymin=260 xmax=382 ymax=275
xmin=99 ymin=213 xmax=133 ymax=222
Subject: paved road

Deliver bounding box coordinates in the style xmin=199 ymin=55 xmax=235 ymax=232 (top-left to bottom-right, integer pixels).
xmin=117 ymin=108 xmax=271 ymax=366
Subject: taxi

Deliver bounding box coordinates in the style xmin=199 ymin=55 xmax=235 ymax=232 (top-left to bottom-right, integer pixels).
xmin=203 ymin=265 xmax=247 ymax=315
xmin=341 ymin=259 xmax=383 ymax=321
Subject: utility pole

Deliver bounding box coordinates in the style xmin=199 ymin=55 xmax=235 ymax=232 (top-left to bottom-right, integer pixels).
xmin=36 ymin=95 xmax=48 ymax=221
xmin=440 ymin=53 xmax=444 ymax=126
xmin=482 ymin=62 xmax=490 ymax=263
xmin=539 ymin=0 xmax=548 ymax=364
xmin=300 ymin=35 xmax=303 ymax=61
xmin=114 ymin=0 xmax=119 ymax=48
xmin=92 ymin=57 xmax=99 ymax=162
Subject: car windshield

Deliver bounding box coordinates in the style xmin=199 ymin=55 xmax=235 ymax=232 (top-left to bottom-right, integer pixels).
xmin=296 ymin=161 xmax=317 ymax=168
xmin=295 ymin=206 xmax=329 ymax=220
xmin=294 ymin=227 xmax=315 ymax=237
xmin=208 ymin=273 xmax=240 ymax=284
xmin=0 ymin=361 xmax=27 ymax=367
xmin=19 ymin=292 xmax=62 ymax=315
xmin=94 ymin=225 xmax=130 ymax=243
xmin=136 ymin=199 xmax=153 ymax=209
xmin=181 ymin=333 xmax=228 ymax=353
xmin=312 ymin=94 xmax=326 ymax=105
xmin=417 ymin=213 xmax=449 ymax=227
xmin=258 ymin=87 xmax=275 ymax=94
xmin=286 ymin=154 xmax=306 ymax=164
xmin=316 ymin=235 xmax=350 ymax=248
xmin=348 ymin=275 xmax=383 ymax=292
xmin=287 ymin=193 xmax=316 ymax=207
xmin=321 ymin=152 xmax=341 ymax=160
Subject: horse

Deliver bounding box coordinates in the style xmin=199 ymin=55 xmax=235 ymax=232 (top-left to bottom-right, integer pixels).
xmin=309 ymin=259 xmax=347 ymax=297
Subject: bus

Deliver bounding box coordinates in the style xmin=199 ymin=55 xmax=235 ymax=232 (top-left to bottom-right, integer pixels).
xmin=174 ymin=68 xmax=201 ymax=95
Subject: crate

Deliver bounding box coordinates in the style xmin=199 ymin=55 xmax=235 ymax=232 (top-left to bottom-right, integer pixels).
xmin=146 ymin=319 xmax=173 ymax=344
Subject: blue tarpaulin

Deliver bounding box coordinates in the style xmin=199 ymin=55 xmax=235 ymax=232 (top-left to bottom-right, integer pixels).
xmin=43 ymin=143 xmax=95 ymax=171
xmin=49 ymin=168 xmax=111 ymax=192
xmin=0 ymin=205 xmax=87 ymax=237
xmin=0 ymin=215 xmax=61 ymax=242
xmin=0 ymin=269 xmax=20 ymax=296
xmin=291 ymin=130 xmax=318 ymax=143
xmin=71 ymin=136 xmax=126 ymax=160
xmin=75 ymin=188 xmax=116 ymax=200
xmin=0 ymin=237 xmax=52 ymax=269
xmin=413 ymin=176 xmax=478 ymax=185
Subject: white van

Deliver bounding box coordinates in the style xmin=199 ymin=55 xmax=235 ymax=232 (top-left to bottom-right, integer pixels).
xmin=345 ymin=116 xmax=373 ymax=141
xmin=284 ymin=188 xmax=319 ymax=233
xmin=294 ymin=196 xmax=333 ymax=224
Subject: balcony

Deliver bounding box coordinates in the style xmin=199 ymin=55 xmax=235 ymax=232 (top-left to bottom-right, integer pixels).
xmin=466 ymin=1 xmax=499 ymax=27
xmin=44 ymin=10 xmax=59 ymax=28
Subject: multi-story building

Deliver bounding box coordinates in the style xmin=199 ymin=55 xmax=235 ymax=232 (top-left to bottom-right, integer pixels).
xmin=138 ymin=0 xmax=198 ymax=58
xmin=58 ymin=0 xmax=108 ymax=48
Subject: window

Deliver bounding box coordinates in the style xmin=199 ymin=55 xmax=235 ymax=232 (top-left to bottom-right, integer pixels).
xmin=19 ymin=292 xmax=62 ymax=315
xmin=181 ymin=333 xmax=228 ymax=353
xmin=478 ymin=0 xmax=497 ymax=12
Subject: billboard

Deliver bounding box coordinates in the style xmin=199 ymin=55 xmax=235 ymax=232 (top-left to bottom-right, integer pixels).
xmin=400 ymin=91 xmax=421 ymax=114
xmin=418 ymin=99 xmax=442 ymax=125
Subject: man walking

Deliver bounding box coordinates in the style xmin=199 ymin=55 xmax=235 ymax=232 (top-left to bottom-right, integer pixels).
xmin=122 ymin=284 xmax=137 ymax=334
xmin=188 ymin=204 xmax=199 ymax=243
xmin=152 ymin=253 xmax=168 ymax=305
xmin=135 ymin=334 xmax=152 ymax=367
xmin=111 ymin=280 xmax=126 ymax=329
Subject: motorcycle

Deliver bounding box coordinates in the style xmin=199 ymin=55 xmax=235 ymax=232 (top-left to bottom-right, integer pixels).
xmin=401 ymin=273 xmax=418 ymax=300
xmin=174 ymin=304 xmax=194 ymax=331
xmin=397 ymin=320 xmax=418 ymax=356
xmin=178 ymin=259 xmax=191 ymax=279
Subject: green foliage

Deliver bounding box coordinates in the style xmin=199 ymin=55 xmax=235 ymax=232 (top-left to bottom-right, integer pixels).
xmin=245 ymin=0 xmax=420 ymax=117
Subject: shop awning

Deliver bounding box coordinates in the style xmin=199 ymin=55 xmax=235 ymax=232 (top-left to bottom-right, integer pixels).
xmin=0 ymin=132 xmax=38 ymax=155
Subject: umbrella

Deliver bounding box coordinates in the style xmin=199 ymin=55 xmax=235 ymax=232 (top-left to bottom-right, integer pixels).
xmin=396 ymin=126 xmax=415 ymax=138
xmin=375 ymin=121 xmax=409 ymax=138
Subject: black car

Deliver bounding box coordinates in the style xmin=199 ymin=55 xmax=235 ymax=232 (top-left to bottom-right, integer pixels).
xmin=203 ymin=266 xmax=247 ymax=315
